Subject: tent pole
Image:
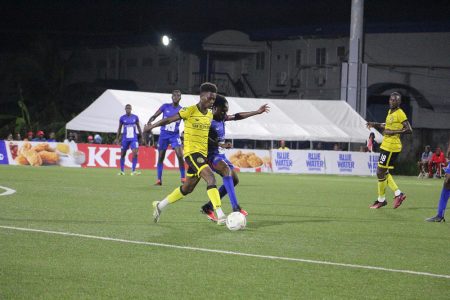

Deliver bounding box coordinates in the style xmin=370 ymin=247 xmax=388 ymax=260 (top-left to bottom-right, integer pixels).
xmin=348 ymin=141 xmax=351 ymax=151
xmin=271 ymin=140 xmax=274 ymax=149
xmin=310 ymin=141 xmax=313 ymax=150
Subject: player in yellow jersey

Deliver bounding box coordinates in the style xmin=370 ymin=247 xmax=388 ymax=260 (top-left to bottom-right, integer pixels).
xmin=144 ymin=82 xmax=228 ymax=224
xmin=366 ymin=92 xmax=412 ymax=209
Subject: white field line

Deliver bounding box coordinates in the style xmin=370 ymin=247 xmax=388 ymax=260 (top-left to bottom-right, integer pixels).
xmin=0 ymin=186 xmax=16 ymax=196
xmin=0 ymin=225 xmax=449 ymax=280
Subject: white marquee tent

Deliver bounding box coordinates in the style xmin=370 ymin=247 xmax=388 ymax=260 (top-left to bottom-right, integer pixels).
xmin=66 ymin=89 xmax=381 ymax=143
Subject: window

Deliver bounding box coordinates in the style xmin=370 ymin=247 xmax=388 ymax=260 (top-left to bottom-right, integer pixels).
xmin=295 ymin=49 xmax=302 ymax=67
xmin=337 ymin=46 xmax=346 ymax=62
xmin=256 ymin=52 xmax=265 ymax=70
xmin=96 ymin=59 xmax=106 ymax=68
xmin=126 ymin=58 xmax=137 ymax=68
xmin=315 ymin=48 xmax=326 ymax=65
xmin=142 ymin=57 xmax=153 ymax=67
xmin=158 ymin=55 xmax=170 ymax=67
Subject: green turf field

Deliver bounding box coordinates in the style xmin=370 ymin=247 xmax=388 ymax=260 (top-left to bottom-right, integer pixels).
xmin=0 ymin=165 xmax=449 ymax=299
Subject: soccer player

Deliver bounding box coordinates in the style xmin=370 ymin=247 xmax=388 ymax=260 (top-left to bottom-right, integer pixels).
xmin=115 ymin=104 xmax=144 ymax=176
xmin=200 ymin=95 xmax=270 ymax=221
xmin=425 ymin=165 xmax=449 ymax=222
xmin=144 ymin=82 xmax=227 ymax=225
xmin=147 ymin=90 xmax=185 ymax=185
xmin=366 ymin=92 xmax=412 ymax=209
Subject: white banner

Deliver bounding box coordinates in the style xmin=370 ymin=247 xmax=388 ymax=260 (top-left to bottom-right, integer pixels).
xmin=271 ymin=150 xmax=326 ymax=174
xmin=324 ymin=151 xmax=378 ymax=176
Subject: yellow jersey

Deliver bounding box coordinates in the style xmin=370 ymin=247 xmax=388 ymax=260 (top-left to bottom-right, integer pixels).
xmin=178 ymin=104 xmax=213 ymax=157
xmin=380 ymin=108 xmax=407 ymax=152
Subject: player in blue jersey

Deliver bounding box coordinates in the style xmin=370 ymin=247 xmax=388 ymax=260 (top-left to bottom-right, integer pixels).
xmin=115 ymin=104 xmax=144 ymax=175
xmin=200 ymin=94 xmax=270 ymax=221
xmin=425 ymin=165 xmax=450 ymax=222
xmin=147 ymin=90 xmax=185 ymax=185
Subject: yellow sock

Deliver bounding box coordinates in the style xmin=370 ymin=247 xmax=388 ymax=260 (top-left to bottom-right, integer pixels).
xmin=167 ymin=187 xmax=184 ymax=203
xmin=377 ymin=178 xmax=387 ymax=199
xmin=206 ymin=187 xmax=221 ymax=209
xmin=386 ymin=173 xmax=399 ymax=192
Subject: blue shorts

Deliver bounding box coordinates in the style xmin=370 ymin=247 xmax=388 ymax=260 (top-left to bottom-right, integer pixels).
xmin=208 ymin=153 xmax=234 ymax=173
xmin=121 ymin=139 xmax=139 ymax=151
xmin=158 ymin=134 xmax=182 ymax=151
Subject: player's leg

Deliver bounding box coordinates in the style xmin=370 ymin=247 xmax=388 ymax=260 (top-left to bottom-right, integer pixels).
xmin=174 ymin=146 xmax=186 ymax=183
xmin=152 ymin=172 xmax=201 ymax=223
xmin=428 ymin=161 xmax=434 ymax=178
xmin=426 ymin=185 xmax=449 ymax=222
xmin=198 ymin=166 xmax=226 ymax=224
xmin=130 ymin=140 xmax=140 ymax=174
xmin=156 ymin=136 xmax=169 ymax=184
xmin=118 ymin=141 xmax=130 ymax=175
xmin=370 ymin=150 xmax=390 ymax=208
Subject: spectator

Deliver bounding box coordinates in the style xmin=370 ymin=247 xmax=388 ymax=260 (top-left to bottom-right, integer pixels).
xmin=417 ymin=145 xmax=432 ymax=178
xmin=367 ymin=132 xmax=379 ymax=152
xmin=429 ymin=147 xmax=446 ymax=178
xmin=333 ymin=143 xmax=341 ymax=151
xmin=278 ymin=140 xmax=289 ymax=150
xmin=47 ymin=132 xmax=57 ymax=142
xmin=87 ymin=135 xmax=94 ymax=143
xmin=315 ymin=142 xmax=323 ymax=150
xmin=94 ymin=134 xmax=103 ymax=144
xmin=25 ymin=131 xmax=33 ymax=141
xmin=64 ymin=132 xmax=77 ymax=143
xmin=32 ymin=130 xmax=46 ymax=142
xmin=6 ymin=133 xmax=13 ymax=141
xmin=14 ymin=133 xmax=22 ymax=141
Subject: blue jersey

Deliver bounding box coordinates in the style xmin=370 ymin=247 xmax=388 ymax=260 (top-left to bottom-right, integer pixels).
xmin=160 ymin=103 xmax=182 ymax=136
xmin=120 ymin=114 xmax=140 ymax=141
xmin=208 ymin=118 xmax=226 ymax=157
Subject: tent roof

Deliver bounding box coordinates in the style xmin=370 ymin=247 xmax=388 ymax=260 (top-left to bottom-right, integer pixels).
xmin=66 ymin=89 xmax=382 ymax=143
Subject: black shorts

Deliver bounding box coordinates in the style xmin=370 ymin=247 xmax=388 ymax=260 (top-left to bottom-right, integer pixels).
xmin=378 ymin=149 xmax=400 ymax=169
xmin=185 ymin=153 xmax=209 ymax=177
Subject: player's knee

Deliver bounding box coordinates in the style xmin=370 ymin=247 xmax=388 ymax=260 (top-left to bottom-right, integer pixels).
xmin=181 ymin=185 xmax=193 ymax=195
xmin=233 ymin=176 xmax=239 ymax=186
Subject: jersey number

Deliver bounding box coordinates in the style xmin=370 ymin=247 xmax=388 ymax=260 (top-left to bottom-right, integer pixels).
xmin=165 ymin=122 xmax=176 ymax=132
xmin=379 ymin=154 xmax=387 ymax=164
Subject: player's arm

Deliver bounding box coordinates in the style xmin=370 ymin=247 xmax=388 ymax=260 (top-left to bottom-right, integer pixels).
xmin=444 ymin=173 xmax=450 ymax=189
xmin=227 ymin=104 xmax=270 ymax=121
xmin=136 ymin=121 xmax=145 ymax=145
xmin=366 ymin=122 xmax=385 ymax=132
xmin=114 ymin=122 xmax=122 ymax=144
xmin=144 ymin=114 xmax=181 ymax=132
xmin=147 ymin=109 xmax=163 ymax=125
xmin=383 ymin=120 xmax=413 ymax=136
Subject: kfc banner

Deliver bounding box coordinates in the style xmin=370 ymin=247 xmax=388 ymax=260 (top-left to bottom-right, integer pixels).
xmin=223 ymin=149 xmax=272 ymax=173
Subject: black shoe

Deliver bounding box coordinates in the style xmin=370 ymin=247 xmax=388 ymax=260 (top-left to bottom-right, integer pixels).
xmin=200 ymin=202 xmax=214 ymax=214
xmin=425 ymin=215 xmax=445 ymax=222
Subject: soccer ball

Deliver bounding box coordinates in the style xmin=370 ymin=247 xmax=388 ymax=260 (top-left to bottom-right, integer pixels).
xmin=226 ymin=212 xmax=247 ymax=231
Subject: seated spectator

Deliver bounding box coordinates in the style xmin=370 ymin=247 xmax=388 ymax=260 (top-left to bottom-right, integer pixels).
xmin=25 ymin=131 xmax=33 ymax=141
xmin=278 ymin=140 xmax=289 ymax=150
xmin=94 ymin=134 xmax=103 ymax=144
xmin=418 ymin=145 xmax=432 ymax=178
xmin=429 ymin=147 xmax=446 ymax=178
xmin=47 ymin=132 xmax=57 ymax=142
xmin=87 ymin=135 xmax=94 ymax=143
xmin=14 ymin=133 xmax=22 ymax=141
xmin=367 ymin=132 xmax=379 ymax=152
xmin=6 ymin=133 xmax=13 ymax=141
xmin=32 ymin=130 xmax=46 ymax=142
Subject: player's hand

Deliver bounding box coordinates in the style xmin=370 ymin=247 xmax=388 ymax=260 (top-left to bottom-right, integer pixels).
xmin=140 ymin=137 xmax=145 ymax=145
xmin=366 ymin=122 xmax=374 ymax=129
xmin=258 ymin=104 xmax=270 ymax=114
xmin=114 ymin=138 xmax=119 ymax=145
xmin=223 ymin=142 xmax=233 ymax=149
xmin=144 ymin=124 xmax=153 ymax=133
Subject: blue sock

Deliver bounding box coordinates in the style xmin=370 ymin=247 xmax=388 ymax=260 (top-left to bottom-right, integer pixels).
xmin=179 ymin=164 xmax=185 ymax=179
xmin=120 ymin=158 xmax=125 ymax=172
xmin=437 ymin=188 xmax=450 ymax=218
xmin=218 ymin=185 xmax=227 ymax=198
xmin=157 ymin=163 xmax=163 ymax=181
xmin=132 ymin=156 xmax=137 ymax=172
xmin=223 ymin=176 xmax=239 ymax=210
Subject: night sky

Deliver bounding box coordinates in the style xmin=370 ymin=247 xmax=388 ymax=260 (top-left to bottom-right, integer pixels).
xmin=1 ymin=0 xmax=449 ymax=38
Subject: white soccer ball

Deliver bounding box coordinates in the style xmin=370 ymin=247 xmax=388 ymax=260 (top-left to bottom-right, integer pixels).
xmin=226 ymin=212 xmax=246 ymax=231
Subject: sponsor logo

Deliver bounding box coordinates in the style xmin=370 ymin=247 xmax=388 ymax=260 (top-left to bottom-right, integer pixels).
xmin=337 ymin=153 xmax=355 ymax=172
xmin=274 ymin=151 xmax=292 ymax=170
xmin=196 ymin=156 xmax=205 ymax=164
xmin=306 ymin=152 xmax=325 ymax=171
xmin=368 ymin=154 xmax=379 ymax=172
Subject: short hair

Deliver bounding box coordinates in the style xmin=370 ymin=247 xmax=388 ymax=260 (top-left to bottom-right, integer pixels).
xmin=390 ymin=92 xmax=402 ymax=100
xmin=172 ymin=89 xmax=181 ymax=94
xmin=125 ymin=104 xmax=132 ymax=108
xmin=213 ymin=94 xmax=228 ymax=109
xmin=200 ymin=82 xmax=217 ymax=93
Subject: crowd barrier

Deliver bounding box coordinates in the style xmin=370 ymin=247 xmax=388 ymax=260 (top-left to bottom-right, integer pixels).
xmin=0 ymin=140 xmax=379 ymax=176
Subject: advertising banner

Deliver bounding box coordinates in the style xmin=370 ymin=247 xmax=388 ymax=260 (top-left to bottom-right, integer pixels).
xmin=271 ymin=150 xmax=326 ymax=174
xmin=223 ymin=149 xmax=272 ymax=173
xmin=0 ymin=140 xmax=9 ymax=165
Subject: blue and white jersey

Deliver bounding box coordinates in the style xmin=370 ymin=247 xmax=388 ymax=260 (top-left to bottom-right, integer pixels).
xmin=208 ymin=118 xmax=226 ymax=157
xmin=120 ymin=114 xmax=139 ymax=141
xmin=159 ymin=103 xmax=182 ymax=136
